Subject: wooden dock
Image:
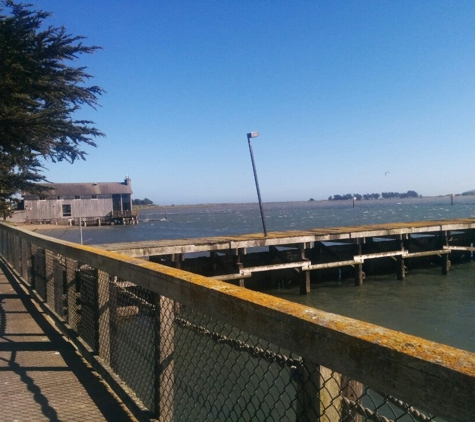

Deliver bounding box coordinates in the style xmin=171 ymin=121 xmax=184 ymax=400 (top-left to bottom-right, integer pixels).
xmin=98 ymin=218 xmax=475 ymax=293
xmin=0 ymin=261 xmax=137 ymax=421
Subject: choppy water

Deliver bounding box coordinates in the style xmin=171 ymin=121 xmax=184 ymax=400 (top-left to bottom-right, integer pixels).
xmin=274 ymin=264 xmax=475 ymax=352
xmin=37 ymin=196 xmax=475 ymax=352
xmin=39 ymin=196 xmax=475 ymax=245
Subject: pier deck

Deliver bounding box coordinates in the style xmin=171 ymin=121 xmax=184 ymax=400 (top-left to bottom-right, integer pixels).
xmin=0 ymin=262 xmax=136 ymax=421
xmin=98 ymin=218 xmax=475 ymax=256
xmin=97 ymin=218 xmax=475 ymax=293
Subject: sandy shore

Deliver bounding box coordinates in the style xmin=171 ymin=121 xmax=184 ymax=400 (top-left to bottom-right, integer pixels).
xmin=13 ymin=223 xmax=81 ymax=232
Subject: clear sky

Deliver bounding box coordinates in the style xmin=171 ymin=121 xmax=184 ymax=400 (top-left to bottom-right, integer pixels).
xmin=28 ymin=1 xmax=475 ymax=205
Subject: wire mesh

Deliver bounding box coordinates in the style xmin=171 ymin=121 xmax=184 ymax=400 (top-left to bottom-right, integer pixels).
xmin=19 ymin=238 xmax=31 ymax=282
xmin=65 ymin=258 xmax=80 ymax=331
xmin=95 ymin=274 xmax=158 ymax=410
xmin=173 ymin=305 xmax=304 ymax=421
xmin=45 ymin=250 xmax=55 ymax=310
xmin=52 ymin=255 xmax=66 ymax=318
xmin=77 ymin=264 xmax=99 ymax=351
xmin=354 ymin=389 xmax=439 ymax=422
xmin=11 ymin=235 xmax=21 ymax=273
xmin=32 ymin=245 xmax=46 ymax=299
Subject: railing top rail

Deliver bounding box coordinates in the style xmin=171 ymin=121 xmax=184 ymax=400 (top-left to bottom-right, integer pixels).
xmin=2 ymin=222 xmax=475 ymax=422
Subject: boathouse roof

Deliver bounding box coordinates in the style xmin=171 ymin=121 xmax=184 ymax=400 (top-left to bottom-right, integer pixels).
xmin=23 ymin=179 xmax=133 ymax=198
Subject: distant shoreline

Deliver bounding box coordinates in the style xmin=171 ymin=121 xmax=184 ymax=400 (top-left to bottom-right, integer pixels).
xmin=12 ymin=195 xmax=468 ymax=232
xmin=135 ymin=195 xmax=462 ymax=210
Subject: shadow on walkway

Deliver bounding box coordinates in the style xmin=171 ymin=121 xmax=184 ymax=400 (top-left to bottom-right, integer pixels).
xmin=0 ymin=260 xmax=136 ymax=421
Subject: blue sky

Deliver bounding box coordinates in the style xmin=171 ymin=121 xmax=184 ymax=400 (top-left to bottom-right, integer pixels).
xmin=28 ymin=1 xmax=475 ymax=205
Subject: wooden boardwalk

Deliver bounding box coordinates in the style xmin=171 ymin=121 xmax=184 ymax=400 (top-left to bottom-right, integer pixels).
xmin=97 ymin=218 xmax=475 ymax=292
xmin=0 ymin=261 xmax=137 ymax=422
xmin=98 ymin=218 xmax=475 ymax=257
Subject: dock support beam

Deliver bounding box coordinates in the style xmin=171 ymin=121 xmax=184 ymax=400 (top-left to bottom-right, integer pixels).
xmin=396 ymin=235 xmax=405 ymax=280
xmin=299 ymin=270 xmax=310 ymax=295
xmin=299 ymin=243 xmax=310 ymax=295
xmin=173 ymin=253 xmax=183 ymax=270
xmin=441 ymin=232 xmax=450 ymax=275
xmin=354 ymin=240 xmax=364 ymax=286
xmin=234 ymin=249 xmax=245 ymax=288
xmin=210 ymin=251 xmax=217 ymax=274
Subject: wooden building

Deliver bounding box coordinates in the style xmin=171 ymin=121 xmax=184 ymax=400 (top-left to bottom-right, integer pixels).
xmin=18 ymin=177 xmax=137 ymax=225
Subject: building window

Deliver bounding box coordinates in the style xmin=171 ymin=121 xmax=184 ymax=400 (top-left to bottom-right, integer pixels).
xmin=75 ymin=195 xmax=80 ymax=200
xmin=57 ymin=196 xmax=62 ymax=200
xmin=62 ymin=204 xmax=71 ymax=217
xmin=92 ymin=195 xmax=97 ymax=199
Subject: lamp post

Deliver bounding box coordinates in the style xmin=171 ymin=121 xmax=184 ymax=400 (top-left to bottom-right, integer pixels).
xmin=247 ymin=131 xmax=268 ymax=237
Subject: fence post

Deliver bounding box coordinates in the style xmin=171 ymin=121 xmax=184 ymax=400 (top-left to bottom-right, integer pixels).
xmin=319 ymin=366 xmax=343 ymax=421
xmin=12 ymin=234 xmax=21 ymax=272
xmin=45 ymin=249 xmax=55 ymax=308
xmin=97 ymin=270 xmax=109 ymax=361
xmin=295 ymin=360 xmax=320 ymax=421
xmin=154 ymin=294 xmax=175 ymax=421
xmin=341 ymin=376 xmax=363 ymax=422
xmin=24 ymin=239 xmax=33 ymax=285
xmin=0 ymin=226 xmax=4 ymax=256
xmin=52 ymin=256 xmax=66 ymax=317
xmin=65 ymin=259 xmax=80 ymax=331
xmin=32 ymin=247 xmax=46 ymax=299
xmin=97 ymin=271 xmax=119 ymax=370
xmin=77 ymin=265 xmax=99 ymax=352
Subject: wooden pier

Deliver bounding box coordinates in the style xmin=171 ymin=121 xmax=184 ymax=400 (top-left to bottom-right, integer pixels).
xmin=0 ymin=261 xmax=137 ymax=421
xmin=98 ymin=218 xmax=475 ymax=294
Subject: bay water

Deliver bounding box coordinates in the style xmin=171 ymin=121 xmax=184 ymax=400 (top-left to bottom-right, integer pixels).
xmin=37 ymin=196 xmax=475 ymax=352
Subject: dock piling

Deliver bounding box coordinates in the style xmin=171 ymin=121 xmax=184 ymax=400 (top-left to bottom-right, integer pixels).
xmin=354 ymin=240 xmax=364 ymax=286
xmin=397 ymin=235 xmax=405 ymax=280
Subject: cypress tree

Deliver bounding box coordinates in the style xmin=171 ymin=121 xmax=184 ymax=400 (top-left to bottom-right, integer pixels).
xmin=0 ymin=0 xmax=104 ymax=217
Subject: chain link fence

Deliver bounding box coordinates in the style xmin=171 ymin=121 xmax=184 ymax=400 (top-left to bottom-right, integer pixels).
xmin=0 ymin=225 xmax=466 ymax=421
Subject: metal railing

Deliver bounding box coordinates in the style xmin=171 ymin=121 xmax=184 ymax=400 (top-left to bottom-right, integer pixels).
xmin=1 ymin=222 xmax=474 ymax=422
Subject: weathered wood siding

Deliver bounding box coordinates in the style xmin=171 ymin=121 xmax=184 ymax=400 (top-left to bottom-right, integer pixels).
xmin=25 ymin=195 xmax=114 ymax=222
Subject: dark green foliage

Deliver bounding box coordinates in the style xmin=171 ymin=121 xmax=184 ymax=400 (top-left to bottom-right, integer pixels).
xmin=0 ymin=1 xmax=104 ymax=217
xmin=133 ymin=198 xmax=154 ymax=205
xmin=329 ymin=191 xmax=419 ymax=201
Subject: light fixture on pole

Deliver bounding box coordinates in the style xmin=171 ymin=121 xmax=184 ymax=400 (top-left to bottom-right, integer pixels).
xmin=247 ymin=131 xmax=268 ymax=237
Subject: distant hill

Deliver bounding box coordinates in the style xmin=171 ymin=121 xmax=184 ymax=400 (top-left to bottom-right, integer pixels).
xmin=461 ymin=190 xmax=475 ymax=196
xmin=328 ymin=190 xmax=420 ymax=201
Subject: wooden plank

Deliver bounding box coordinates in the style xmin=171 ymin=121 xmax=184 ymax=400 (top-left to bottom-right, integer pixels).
xmin=241 ymin=260 xmax=310 ymax=274
xmin=90 ymin=218 xmax=475 ymax=258
xmin=210 ymin=273 xmax=252 ymax=281
xmin=444 ymin=245 xmax=475 ymax=252
xmin=354 ymin=250 xmax=407 ymax=261
xmin=305 ymin=260 xmax=359 ymax=270
xmin=407 ymin=249 xmax=451 ymax=258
